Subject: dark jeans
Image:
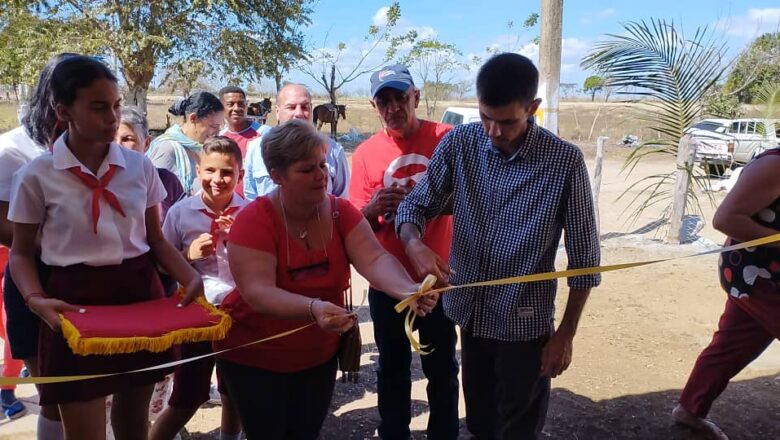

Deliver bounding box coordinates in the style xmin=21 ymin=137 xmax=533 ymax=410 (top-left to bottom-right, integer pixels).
xmin=216 ymin=356 xmax=337 ymax=440
xmin=461 ymin=330 xmax=550 ymax=440
xmin=369 ymin=287 xmax=460 ymax=440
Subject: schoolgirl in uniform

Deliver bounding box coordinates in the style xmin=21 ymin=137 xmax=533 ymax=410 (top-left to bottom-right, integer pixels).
xmin=151 ymin=136 xmax=246 ymax=440
xmin=8 ymin=55 xmax=203 ymax=439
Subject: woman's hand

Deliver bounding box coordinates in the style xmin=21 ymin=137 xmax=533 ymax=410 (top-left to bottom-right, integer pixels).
xmin=311 ymin=300 xmax=356 ymax=333
xmin=178 ymin=275 xmax=205 ymax=307
xmin=27 ymin=296 xmax=83 ymax=333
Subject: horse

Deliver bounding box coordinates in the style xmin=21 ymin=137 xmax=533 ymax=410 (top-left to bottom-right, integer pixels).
xmin=247 ymin=98 xmax=272 ymax=122
xmin=313 ymin=104 xmax=346 ymax=134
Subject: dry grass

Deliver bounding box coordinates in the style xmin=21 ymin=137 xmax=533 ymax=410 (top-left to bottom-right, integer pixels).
xmin=1 ymin=96 xmax=762 ymax=150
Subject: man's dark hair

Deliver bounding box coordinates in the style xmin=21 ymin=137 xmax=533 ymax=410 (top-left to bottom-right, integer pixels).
xmin=476 ymin=53 xmax=538 ymax=107
xmin=219 ymin=86 xmax=246 ymax=99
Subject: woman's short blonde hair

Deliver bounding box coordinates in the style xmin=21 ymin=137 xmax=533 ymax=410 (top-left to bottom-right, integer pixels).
xmin=261 ymin=119 xmax=328 ymax=173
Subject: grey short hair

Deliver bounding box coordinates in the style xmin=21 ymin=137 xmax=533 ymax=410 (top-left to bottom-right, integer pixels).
xmin=120 ymin=106 xmax=149 ymax=138
xmin=261 ymin=119 xmax=328 ymax=173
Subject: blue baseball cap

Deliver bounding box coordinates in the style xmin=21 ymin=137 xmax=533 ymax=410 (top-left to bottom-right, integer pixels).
xmin=370 ymin=64 xmax=415 ymax=97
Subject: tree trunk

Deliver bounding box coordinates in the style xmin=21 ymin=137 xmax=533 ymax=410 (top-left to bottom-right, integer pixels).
xmin=125 ymin=83 xmax=149 ymax=114
xmin=274 ymin=74 xmax=282 ymax=92
xmin=538 ymin=0 xmax=563 ymax=134
xmin=329 ymin=65 xmax=337 ymax=104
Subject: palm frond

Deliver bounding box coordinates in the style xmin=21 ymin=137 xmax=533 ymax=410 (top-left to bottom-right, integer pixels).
xmin=581 ymin=18 xmax=727 ymax=225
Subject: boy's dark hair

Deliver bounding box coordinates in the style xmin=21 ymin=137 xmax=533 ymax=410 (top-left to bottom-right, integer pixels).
xmin=202 ymin=135 xmax=243 ymax=169
xmin=219 ymin=86 xmax=246 ymax=99
xmin=49 ymin=55 xmax=118 ymax=108
xmin=476 ymin=53 xmax=539 ymax=107
xmin=168 ymin=91 xmax=224 ymax=119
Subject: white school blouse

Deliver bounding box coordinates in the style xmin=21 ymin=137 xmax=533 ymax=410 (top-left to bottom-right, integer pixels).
xmin=0 ymin=126 xmax=48 ymax=202
xmin=162 ymin=191 xmax=248 ymax=305
xmin=8 ymin=133 xmax=167 ymax=267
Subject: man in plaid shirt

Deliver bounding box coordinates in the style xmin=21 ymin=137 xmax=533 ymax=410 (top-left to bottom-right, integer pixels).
xmin=397 ymin=53 xmax=601 ymax=439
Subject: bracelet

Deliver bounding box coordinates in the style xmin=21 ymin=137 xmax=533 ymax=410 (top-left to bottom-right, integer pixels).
xmin=308 ymin=298 xmax=320 ymax=322
xmin=23 ymin=292 xmax=44 ymax=305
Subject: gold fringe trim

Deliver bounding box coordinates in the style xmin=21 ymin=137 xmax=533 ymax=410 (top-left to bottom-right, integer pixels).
xmin=61 ymin=295 xmax=232 ymax=356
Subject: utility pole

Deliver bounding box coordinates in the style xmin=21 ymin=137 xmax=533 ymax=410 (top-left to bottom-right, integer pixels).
xmin=538 ymin=0 xmax=563 ymax=134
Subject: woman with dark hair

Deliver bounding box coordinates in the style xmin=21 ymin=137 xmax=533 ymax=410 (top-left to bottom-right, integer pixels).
xmin=0 ymin=52 xmax=73 ymax=438
xmin=8 ymin=54 xmax=203 ymax=440
xmin=147 ymin=92 xmax=224 ymax=194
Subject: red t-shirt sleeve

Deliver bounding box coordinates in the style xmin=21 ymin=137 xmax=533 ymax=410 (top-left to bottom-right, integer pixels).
xmin=336 ymin=197 xmax=364 ymax=237
xmin=228 ymin=198 xmax=277 ymax=253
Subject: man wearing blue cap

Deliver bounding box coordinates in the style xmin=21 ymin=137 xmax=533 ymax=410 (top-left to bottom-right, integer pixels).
xmin=349 ymin=65 xmax=460 ymax=440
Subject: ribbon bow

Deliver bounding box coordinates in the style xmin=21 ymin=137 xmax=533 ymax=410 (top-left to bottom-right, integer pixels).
xmin=394 ymin=274 xmax=438 ymax=354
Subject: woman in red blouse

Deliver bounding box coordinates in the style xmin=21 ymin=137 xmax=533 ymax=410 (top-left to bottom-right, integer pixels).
xmin=216 ymin=119 xmax=437 ymax=440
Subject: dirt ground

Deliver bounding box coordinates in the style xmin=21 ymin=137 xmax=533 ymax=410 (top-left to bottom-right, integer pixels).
xmin=2 ymin=143 xmax=779 ymax=440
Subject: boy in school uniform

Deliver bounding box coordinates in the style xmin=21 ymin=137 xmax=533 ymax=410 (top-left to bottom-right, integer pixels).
xmin=150 ymin=136 xmax=247 ymax=440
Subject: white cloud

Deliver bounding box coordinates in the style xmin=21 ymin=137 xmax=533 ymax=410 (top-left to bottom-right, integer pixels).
xmin=713 ymin=8 xmax=780 ymax=38
xmin=581 ymin=8 xmax=618 ymax=25
xmin=372 ymin=6 xmax=391 ymax=27
xmin=598 ymin=8 xmax=617 ymax=18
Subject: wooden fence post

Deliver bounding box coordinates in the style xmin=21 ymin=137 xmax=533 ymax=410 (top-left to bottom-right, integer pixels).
xmin=666 ymin=135 xmax=694 ymax=244
xmin=591 ymin=136 xmax=606 ymax=237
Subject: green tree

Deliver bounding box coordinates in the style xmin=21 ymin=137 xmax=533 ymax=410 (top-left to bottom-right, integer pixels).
xmin=702 ymin=89 xmax=744 ymax=118
xmin=582 ymin=75 xmax=605 ymax=101
xmin=159 ymin=58 xmax=213 ymax=97
xmin=0 ymin=8 xmax=103 ymax=100
xmin=582 ymin=19 xmax=727 ymax=225
xmin=400 ymin=39 xmax=462 ymax=118
xmin=10 ymin=1 xmax=311 ymax=112
xmin=724 ymin=32 xmax=780 ymax=103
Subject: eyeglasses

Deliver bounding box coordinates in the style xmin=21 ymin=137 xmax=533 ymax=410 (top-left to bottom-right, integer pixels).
xmin=287 ymin=258 xmax=330 ymax=281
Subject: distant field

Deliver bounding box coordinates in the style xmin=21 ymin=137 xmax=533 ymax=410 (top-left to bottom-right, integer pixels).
xmin=0 ymin=96 xmax=765 ymax=151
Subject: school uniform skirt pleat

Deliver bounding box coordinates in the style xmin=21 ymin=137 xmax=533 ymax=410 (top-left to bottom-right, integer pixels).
xmin=37 ymin=253 xmax=174 ymax=405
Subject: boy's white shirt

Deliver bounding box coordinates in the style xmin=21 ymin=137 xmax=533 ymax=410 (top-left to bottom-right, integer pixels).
xmin=162 ymin=190 xmax=249 ymax=305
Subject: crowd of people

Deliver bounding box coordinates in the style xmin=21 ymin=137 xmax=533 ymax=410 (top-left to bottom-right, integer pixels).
xmin=0 ymin=50 xmax=773 ymax=440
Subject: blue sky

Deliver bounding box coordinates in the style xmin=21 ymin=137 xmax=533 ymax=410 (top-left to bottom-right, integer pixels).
xmin=282 ymin=0 xmax=780 ymax=95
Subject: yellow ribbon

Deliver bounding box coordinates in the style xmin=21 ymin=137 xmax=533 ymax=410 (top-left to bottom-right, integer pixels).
xmin=7 ymin=232 xmax=780 ymax=384
xmin=394 ymin=232 xmax=780 ymax=354
xmin=0 ymin=323 xmax=315 ymax=387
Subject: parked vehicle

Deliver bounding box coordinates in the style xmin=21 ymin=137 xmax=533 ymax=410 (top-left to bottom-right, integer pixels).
xmin=440 ymin=107 xmax=480 ymax=126
xmin=690 ymin=118 xmax=780 ymax=177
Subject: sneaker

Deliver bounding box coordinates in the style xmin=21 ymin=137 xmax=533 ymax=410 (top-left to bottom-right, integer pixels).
xmin=208 ymin=384 xmax=222 ymax=405
xmin=2 ymin=399 xmax=27 ymax=419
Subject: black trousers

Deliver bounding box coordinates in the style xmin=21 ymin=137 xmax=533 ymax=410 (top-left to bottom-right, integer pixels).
xmin=461 ymin=330 xmax=550 ymax=440
xmin=369 ymin=287 xmax=460 ymax=440
xmin=216 ymin=356 xmax=337 ymax=440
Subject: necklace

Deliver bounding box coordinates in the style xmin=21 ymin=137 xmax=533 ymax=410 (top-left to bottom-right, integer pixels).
xmin=279 ymin=192 xmax=321 ymax=243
